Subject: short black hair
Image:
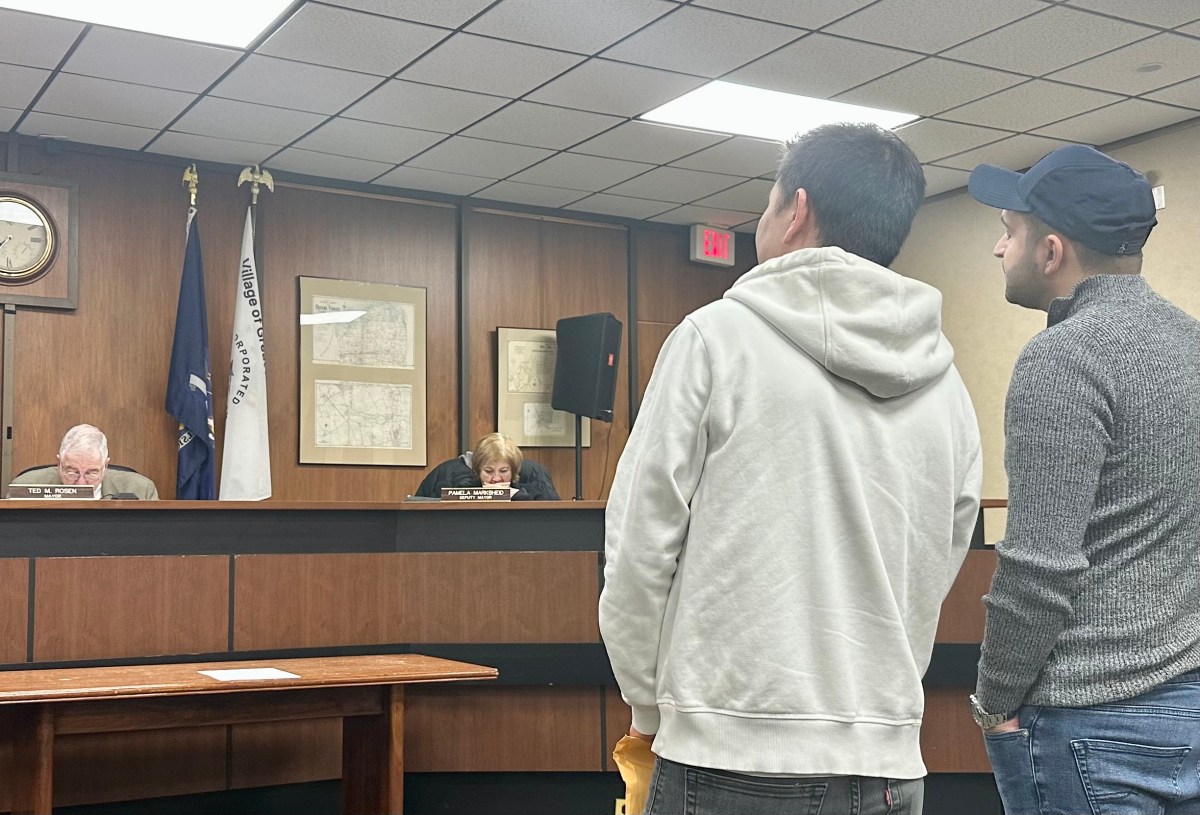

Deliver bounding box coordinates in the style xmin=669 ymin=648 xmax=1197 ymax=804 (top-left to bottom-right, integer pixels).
xmin=775 ymin=123 xmax=925 ymax=267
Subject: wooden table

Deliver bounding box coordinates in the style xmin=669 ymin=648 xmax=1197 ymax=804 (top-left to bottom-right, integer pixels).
xmin=0 ymin=654 xmax=497 ymax=815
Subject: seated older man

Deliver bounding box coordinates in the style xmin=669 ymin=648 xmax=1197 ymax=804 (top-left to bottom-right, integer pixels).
xmin=8 ymin=424 xmax=158 ymax=499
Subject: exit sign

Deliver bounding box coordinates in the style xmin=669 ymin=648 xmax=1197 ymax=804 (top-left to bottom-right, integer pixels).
xmin=689 ymin=224 xmax=735 ymax=267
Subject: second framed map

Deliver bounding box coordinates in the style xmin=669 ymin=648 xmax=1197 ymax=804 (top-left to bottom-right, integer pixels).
xmin=298 ymin=276 xmax=427 ymax=466
xmin=497 ymin=326 xmax=589 ymax=448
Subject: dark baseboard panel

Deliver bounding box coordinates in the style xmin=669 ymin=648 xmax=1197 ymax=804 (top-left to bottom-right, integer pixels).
xmin=0 ymin=641 xmax=982 ymax=687
xmin=55 ymin=773 xmax=1002 ymax=815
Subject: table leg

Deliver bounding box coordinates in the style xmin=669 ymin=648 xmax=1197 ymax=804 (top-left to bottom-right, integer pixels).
xmin=343 ymin=684 xmax=404 ymax=815
xmin=11 ymin=704 xmax=53 ymax=815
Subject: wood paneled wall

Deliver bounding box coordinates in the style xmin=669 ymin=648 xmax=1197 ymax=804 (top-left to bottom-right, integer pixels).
xmin=4 ymin=143 xmax=747 ymax=500
xmin=631 ymin=228 xmax=755 ymax=402
xmin=258 ymin=186 xmax=458 ymax=500
xmin=8 ymin=151 xmax=243 ymax=496
xmin=0 ymin=558 xmax=27 ymax=663
xmin=466 ymin=209 xmax=630 ymax=500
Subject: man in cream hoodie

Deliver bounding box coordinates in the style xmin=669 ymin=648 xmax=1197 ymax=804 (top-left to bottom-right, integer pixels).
xmin=600 ymin=123 xmax=982 ymax=815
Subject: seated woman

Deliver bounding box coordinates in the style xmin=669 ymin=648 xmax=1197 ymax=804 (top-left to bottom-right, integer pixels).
xmin=415 ymin=432 xmax=560 ymax=501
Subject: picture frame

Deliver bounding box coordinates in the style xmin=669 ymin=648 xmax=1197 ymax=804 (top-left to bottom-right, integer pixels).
xmin=298 ymin=276 xmax=427 ymax=466
xmin=496 ymin=326 xmax=589 ymax=448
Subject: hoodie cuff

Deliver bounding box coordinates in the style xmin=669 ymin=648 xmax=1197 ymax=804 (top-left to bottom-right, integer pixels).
xmin=631 ymin=705 xmax=660 ymax=736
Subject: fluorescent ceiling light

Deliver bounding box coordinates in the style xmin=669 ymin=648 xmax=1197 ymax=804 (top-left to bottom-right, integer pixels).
xmin=300 ymin=311 xmax=366 ymax=326
xmin=0 ymin=0 xmax=293 ymax=48
xmin=640 ymin=81 xmax=918 ymax=142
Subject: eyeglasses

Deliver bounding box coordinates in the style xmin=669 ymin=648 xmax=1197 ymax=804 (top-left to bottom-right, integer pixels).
xmin=61 ymin=467 xmax=104 ymax=483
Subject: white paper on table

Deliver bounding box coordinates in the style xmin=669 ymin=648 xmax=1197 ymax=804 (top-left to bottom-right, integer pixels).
xmin=199 ymin=668 xmax=301 ymax=681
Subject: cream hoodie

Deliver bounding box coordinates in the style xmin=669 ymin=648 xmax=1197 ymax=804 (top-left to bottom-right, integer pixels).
xmin=600 ymin=246 xmax=982 ymax=779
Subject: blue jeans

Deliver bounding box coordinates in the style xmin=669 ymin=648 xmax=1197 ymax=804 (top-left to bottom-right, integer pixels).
xmin=644 ymin=757 xmax=924 ymax=815
xmin=985 ymin=669 xmax=1200 ymax=815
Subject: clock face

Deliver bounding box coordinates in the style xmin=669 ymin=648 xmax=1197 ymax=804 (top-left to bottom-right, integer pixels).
xmin=0 ymin=195 xmax=55 ymax=282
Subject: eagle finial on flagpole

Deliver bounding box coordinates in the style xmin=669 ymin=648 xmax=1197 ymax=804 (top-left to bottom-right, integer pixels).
xmin=237 ymin=165 xmax=275 ymax=206
xmin=182 ymin=164 xmax=199 ymax=208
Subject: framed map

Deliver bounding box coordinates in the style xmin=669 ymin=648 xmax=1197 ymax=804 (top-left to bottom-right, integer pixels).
xmin=497 ymin=326 xmax=589 ymax=448
xmin=298 ymin=277 xmax=427 ymax=465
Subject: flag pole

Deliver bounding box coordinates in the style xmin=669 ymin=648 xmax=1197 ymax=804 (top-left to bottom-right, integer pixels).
xmin=237 ymin=165 xmax=274 ymax=231
xmin=167 ymin=162 xmax=218 ymax=499
xmin=221 ymin=166 xmax=274 ymax=501
xmin=182 ymin=163 xmax=198 ymax=208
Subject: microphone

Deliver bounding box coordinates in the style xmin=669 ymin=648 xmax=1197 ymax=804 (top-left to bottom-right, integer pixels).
xmin=102 ymin=493 xmax=141 ymax=500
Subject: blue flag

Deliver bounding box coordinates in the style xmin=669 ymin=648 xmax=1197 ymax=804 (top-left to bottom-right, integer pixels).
xmin=166 ymin=211 xmax=217 ymax=499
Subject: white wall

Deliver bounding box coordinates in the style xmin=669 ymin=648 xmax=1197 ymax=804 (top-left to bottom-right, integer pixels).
xmin=893 ymin=120 xmax=1200 ymax=536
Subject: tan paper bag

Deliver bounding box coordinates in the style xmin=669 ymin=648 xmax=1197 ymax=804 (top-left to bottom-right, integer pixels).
xmin=613 ymin=734 xmax=656 ymax=815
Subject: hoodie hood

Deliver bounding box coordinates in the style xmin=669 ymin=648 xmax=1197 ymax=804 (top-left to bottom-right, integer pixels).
xmin=724 ymin=246 xmax=954 ymax=398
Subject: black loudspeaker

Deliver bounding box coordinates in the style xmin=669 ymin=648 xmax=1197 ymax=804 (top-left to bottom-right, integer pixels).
xmin=552 ymin=313 xmax=623 ymax=422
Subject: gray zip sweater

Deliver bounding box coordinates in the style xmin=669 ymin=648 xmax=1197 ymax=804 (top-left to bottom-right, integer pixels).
xmin=977 ymin=274 xmax=1200 ymax=714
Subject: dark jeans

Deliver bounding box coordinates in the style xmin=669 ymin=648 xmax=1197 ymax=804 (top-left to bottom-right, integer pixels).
xmin=985 ymin=669 xmax=1200 ymax=815
xmin=645 ymin=757 xmax=924 ymax=815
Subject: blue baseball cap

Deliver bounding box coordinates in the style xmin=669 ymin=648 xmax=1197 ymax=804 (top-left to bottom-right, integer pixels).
xmin=968 ymin=144 xmax=1157 ymax=256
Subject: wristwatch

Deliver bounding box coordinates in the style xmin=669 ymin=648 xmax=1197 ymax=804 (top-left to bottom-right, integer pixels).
xmin=968 ymin=694 xmax=1013 ymax=729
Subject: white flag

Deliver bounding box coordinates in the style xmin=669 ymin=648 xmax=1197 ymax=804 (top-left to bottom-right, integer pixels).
xmin=220 ymin=207 xmax=271 ymax=500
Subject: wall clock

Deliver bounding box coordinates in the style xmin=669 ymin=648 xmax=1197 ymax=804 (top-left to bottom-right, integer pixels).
xmin=0 ymin=193 xmax=57 ymax=284
xmin=0 ymin=173 xmax=77 ymax=310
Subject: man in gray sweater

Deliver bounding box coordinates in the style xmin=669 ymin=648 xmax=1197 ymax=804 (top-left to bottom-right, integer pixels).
xmin=967 ymin=144 xmax=1200 ymax=814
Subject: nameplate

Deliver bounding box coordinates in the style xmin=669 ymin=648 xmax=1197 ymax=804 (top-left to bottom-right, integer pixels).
xmin=440 ymin=486 xmax=513 ymax=502
xmin=8 ymin=483 xmax=101 ymax=500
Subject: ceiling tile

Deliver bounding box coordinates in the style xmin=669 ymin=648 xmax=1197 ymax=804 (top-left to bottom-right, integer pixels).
xmin=171 ymin=97 xmax=327 ymax=146
xmin=1065 ymin=0 xmax=1200 ymax=28
xmin=896 ymin=118 xmax=1012 ymax=163
xmin=507 ymin=153 xmax=654 ymax=190
xmin=565 ymin=193 xmax=678 ymax=219
xmin=650 ymin=204 xmax=758 ymax=228
xmin=727 ymin=33 xmax=921 ymax=97
xmin=145 ymin=131 xmax=280 ymax=165
xmin=601 ymin=5 xmax=802 ymax=77
xmin=0 ymin=63 xmax=50 ymax=110
xmin=1178 ymin=20 xmax=1200 ymax=36
xmin=922 ymin=165 xmax=971 ymax=196
xmin=825 ymin=0 xmax=1043 ymax=53
xmin=0 ymin=9 xmax=83 ymax=69
xmin=1047 ymin=33 xmax=1200 ymax=95
xmin=671 ymin=137 xmax=782 ymax=177
xmin=693 ymin=178 xmax=774 ymax=212
xmin=321 ymin=0 xmax=495 ymax=28
xmin=64 ymin=28 xmax=240 ymax=93
xmin=571 ymin=121 xmax=727 ymax=163
xmin=461 ymin=102 xmax=622 ymax=150
xmin=405 ymin=136 xmax=554 ymax=177
xmin=527 ymin=59 xmax=707 ymax=116
xmin=474 ymin=180 xmax=590 ymax=208
xmin=1146 ymin=76 xmax=1200 ymax=110
xmin=342 ymin=79 xmax=506 ymax=131
xmin=295 ymin=118 xmax=446 ymax=164
xmin=942 ymin=6 xmax=1154 ymax=76
xmin=65 ymin=30 xmax=238 ymax=97
xmin=937 ymin=133 xmax=1076 ymax=171
xmin=399 ymin=34 xmax=583 ymax=97
xmin=266 ymin=148 xmax=396 ymax=182
xmin=834 ymin=58 xmax=1026 ymax=117
xmin=35 ymin=74 xmax=194 ymax=129
xmin=734 ymin=218 xmax=760 ymax=234
xmin=1032 ymin=98 xmax=1198 ymax=144
xmin=939 ymin=79 xmax=1121 ymax=131
xmin=0 ymin=108 xmax=20 ymax=132
xmin=606 ymin=166 xmax=744 ymax=202
xmin=466 ymin=0 xmax=677 ymax=55
xmin=257 ymin=3 xmax=446 ymax=77
xmin=210 ymin=55 xmax=381 ymax=115
xmin=691 ymin=0 xmax=874 ymax=29
xmin=17 ymin=112 xmax=156 ymax=150
xmin=374 ymin=165 xmax=496 ymax=195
